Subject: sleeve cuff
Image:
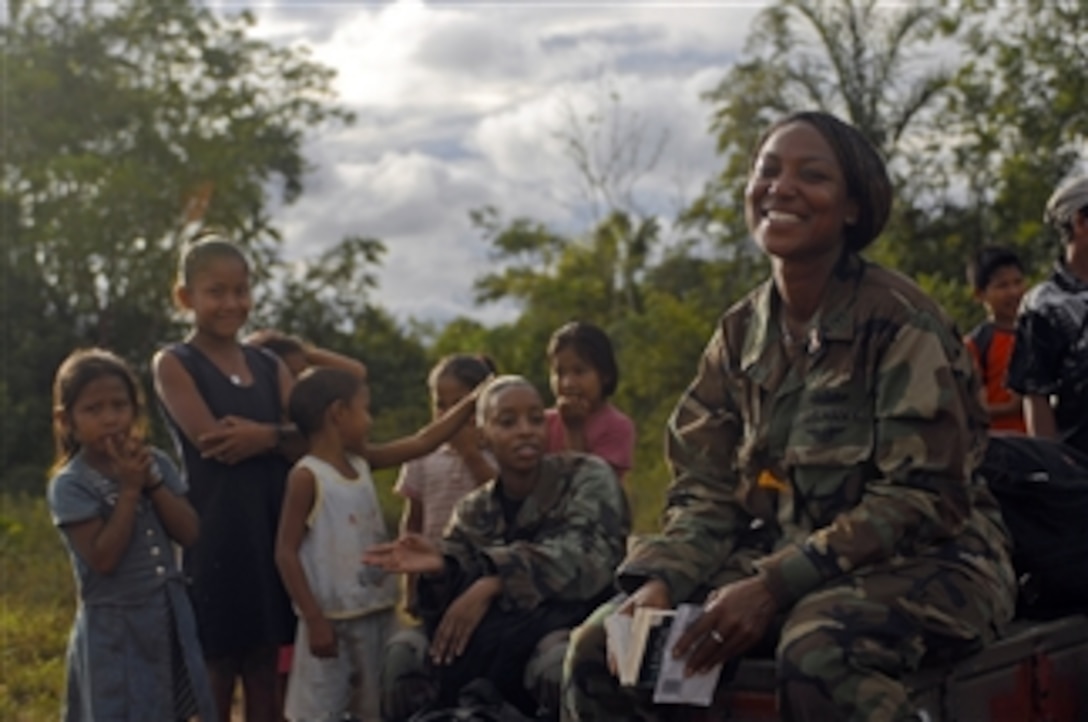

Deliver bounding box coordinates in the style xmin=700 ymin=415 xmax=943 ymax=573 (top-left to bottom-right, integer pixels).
xmin=617 ymin=555 xmax=696 ymax=604
xmin=756 ymin=544 xmax=828 ymax=608
xmin=480 ymin=546 xmax=540 ymax=611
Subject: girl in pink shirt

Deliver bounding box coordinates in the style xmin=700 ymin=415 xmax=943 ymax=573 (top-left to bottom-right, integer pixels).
xmin=545 ymin=321 xmax=635 ymax=482
xmin=395 ymin=355 xmax=497 ymax=614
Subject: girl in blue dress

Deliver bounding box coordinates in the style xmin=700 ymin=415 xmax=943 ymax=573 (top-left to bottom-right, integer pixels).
xmin=48 ymin=347 xmax=216 ymax=721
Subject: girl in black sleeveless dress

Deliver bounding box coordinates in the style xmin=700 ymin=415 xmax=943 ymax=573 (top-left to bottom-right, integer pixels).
xmin=153 ymin=235 xmax=297 ymax=722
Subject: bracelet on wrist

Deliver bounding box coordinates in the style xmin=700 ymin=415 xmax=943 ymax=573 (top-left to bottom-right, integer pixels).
xmin=145 ymin=478 xmax=166 ymax=495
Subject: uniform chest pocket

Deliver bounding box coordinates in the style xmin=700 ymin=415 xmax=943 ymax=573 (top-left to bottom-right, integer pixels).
xmin=787 ymin=378 xmax=874 ymax=467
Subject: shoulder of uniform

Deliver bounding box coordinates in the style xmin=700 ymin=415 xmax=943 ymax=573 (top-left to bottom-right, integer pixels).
xmin=543 ymin=451 xmax=603 ymax=483
xmin=858 ymin=262 xmax=949 ymax=321
xmin=720 ymin=281 xmax=768 ymax=325
xmin=457 ymin=480 xmax=495 ymax=511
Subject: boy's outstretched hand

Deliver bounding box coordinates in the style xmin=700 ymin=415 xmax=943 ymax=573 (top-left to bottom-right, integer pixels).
xmin=363 ymin=533 xmax=444 ymax=575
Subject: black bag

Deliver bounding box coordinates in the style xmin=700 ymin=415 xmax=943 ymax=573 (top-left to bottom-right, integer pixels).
xmin=980 ymin=435 xmax=1088 ymax=618
xmin=407 ymin=678 xmax=536 ymax=722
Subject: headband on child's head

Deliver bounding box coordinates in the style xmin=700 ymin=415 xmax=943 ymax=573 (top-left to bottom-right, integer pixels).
xmin=476 ymin=374 xmax=535 ymax=426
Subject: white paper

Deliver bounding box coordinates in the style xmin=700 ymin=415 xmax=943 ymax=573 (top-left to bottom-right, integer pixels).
xmin=604 ymin=611 xmax=634 ymax=684
xmin=651 ymin=603 xmax=724 ymax=706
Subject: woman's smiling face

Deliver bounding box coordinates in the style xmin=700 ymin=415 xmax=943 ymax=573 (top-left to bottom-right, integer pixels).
xmin=745 ymin=121 xmax=858 ymax=265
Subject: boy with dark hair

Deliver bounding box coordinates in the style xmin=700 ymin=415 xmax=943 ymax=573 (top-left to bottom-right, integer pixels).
xmin=275 ymin=369 xmax=480 ymax=722
xmin=965 ymin=245 xmax=1028 ymax=433
xmin=1008 ymin=176 xmax=1088 ymax=454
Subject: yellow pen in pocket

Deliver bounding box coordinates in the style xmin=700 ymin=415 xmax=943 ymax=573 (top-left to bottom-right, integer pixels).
xmin=757 ymin=468 xmax=790 ymax=493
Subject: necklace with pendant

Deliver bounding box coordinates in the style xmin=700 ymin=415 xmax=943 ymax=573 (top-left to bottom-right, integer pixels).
xmin=229 ymin=373 xmax=243 ymax=386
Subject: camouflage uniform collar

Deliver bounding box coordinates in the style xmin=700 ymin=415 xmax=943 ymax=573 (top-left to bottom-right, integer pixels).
xmin=741 ymin=253 xmax=864 ymax=372
xmin=485 ymin=454 xmax=569 ymax=525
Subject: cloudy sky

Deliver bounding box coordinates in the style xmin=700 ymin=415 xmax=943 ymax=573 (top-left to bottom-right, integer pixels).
xmin=220 ymin=1 xmax=763 ymax=326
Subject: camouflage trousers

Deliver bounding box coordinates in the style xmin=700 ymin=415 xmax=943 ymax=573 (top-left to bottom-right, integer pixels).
xmin=380 ymin=625 xmax=571 ymax=722
xmin=562 ymin=558 xmax=1013 ymax=722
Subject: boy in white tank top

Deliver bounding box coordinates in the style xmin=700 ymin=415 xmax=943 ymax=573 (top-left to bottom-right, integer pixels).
xmin=275 ymin=368 xmax=482 ymax=722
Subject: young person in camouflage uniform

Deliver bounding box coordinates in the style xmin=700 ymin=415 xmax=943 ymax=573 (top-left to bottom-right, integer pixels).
xmin=366 ymin=375 xmax=631 ymax=721
xmin=563 ymin=111 xmax=1017 ymax=722
xmin=1007 ymin=175 xmax=1088 ymax=455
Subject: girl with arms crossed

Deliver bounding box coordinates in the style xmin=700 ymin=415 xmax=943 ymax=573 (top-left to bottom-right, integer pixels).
xmin=153 ymin=234 xmax=297 ymax=722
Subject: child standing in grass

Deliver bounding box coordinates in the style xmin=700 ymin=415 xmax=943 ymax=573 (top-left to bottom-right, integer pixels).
xmin=245 ymin=327 xmax=368 ymax=714
xmin=48 ymin=348 xmax=215 ymax=721
xmin=153 ymin=234 xmax=298 ymax=722
xmin=275 ymin=367 xmax=481 ymax=722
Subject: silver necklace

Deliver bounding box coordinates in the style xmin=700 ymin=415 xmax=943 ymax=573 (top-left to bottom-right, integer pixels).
xmin=228 ymin=373 xmax=243 ymax=386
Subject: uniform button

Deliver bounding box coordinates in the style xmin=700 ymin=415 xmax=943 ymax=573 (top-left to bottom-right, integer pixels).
xmin=155 ymin=566 xmax=165 ymax=575
xmin=146 ymin=529 xmax=154 ymax=536
xmin=150 ymin=546 xmax=161 ymax=557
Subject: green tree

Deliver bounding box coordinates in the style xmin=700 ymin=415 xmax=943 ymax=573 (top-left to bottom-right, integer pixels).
xmin=875 ymin=0 xmax=1088 ymax=327
xmin=939 ymin=0 xmax=1088 ymax=277
xmin=253 ymin=233 xmax=430 ymax=433
xmin=685 ymin=0 xmax=957 ymax=252
xmin=1 ymin=0 xmax=352 ymax=480
xmin=468 ymin=206 xmax=668 ymax=390
xmin=257 ymin=235 xmax=387 ymax=338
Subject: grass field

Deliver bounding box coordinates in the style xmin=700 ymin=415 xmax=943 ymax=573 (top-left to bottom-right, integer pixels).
xmin=0 ymin=492 xmax=75 ymax=721
xmin=0 ymin=460 xmax=666 ymax=720
xmin=0 ymin=480 xmax=405 ymax=721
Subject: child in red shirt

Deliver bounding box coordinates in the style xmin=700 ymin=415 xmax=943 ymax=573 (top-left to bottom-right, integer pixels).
xmin=965 ymin=245 xmax=1028 ymax=433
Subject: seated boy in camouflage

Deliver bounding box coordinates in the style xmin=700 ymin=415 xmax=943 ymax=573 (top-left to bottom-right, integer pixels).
xmin=366 ymin=376 xmax=630 ymax=722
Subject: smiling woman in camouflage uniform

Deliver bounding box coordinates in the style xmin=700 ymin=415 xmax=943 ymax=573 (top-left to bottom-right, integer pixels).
xmin=563 ymin=111 xmax=1017 ymax=722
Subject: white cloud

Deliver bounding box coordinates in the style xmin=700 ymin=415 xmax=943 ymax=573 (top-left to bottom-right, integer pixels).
xmin=235 ymin=0 xmax=760 ymax=326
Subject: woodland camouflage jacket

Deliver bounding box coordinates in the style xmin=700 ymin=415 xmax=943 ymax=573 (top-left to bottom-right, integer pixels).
xmin=439 ymin=453 xmax=631 ymax=613
xmin=620 ymin=254 xmax=1017 ymax=618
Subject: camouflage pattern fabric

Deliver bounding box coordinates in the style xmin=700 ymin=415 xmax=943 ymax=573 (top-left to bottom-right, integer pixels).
xmin=563 ymin=255 xmax=1017 ymax=721
xmin=380 ymin=626 xmax=436 ymax=721
xmin=436 ymin=453 xmax=630 ymax=614
xmin=563 ymin=597 xmax=659 ymax=722
xmin=384 ymin=453 xmax=630 ymax=721
xmin=774 ymin=560 xmax=997 ymax=721
xmin=523 ymin=629 xmax=572 ymax=719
